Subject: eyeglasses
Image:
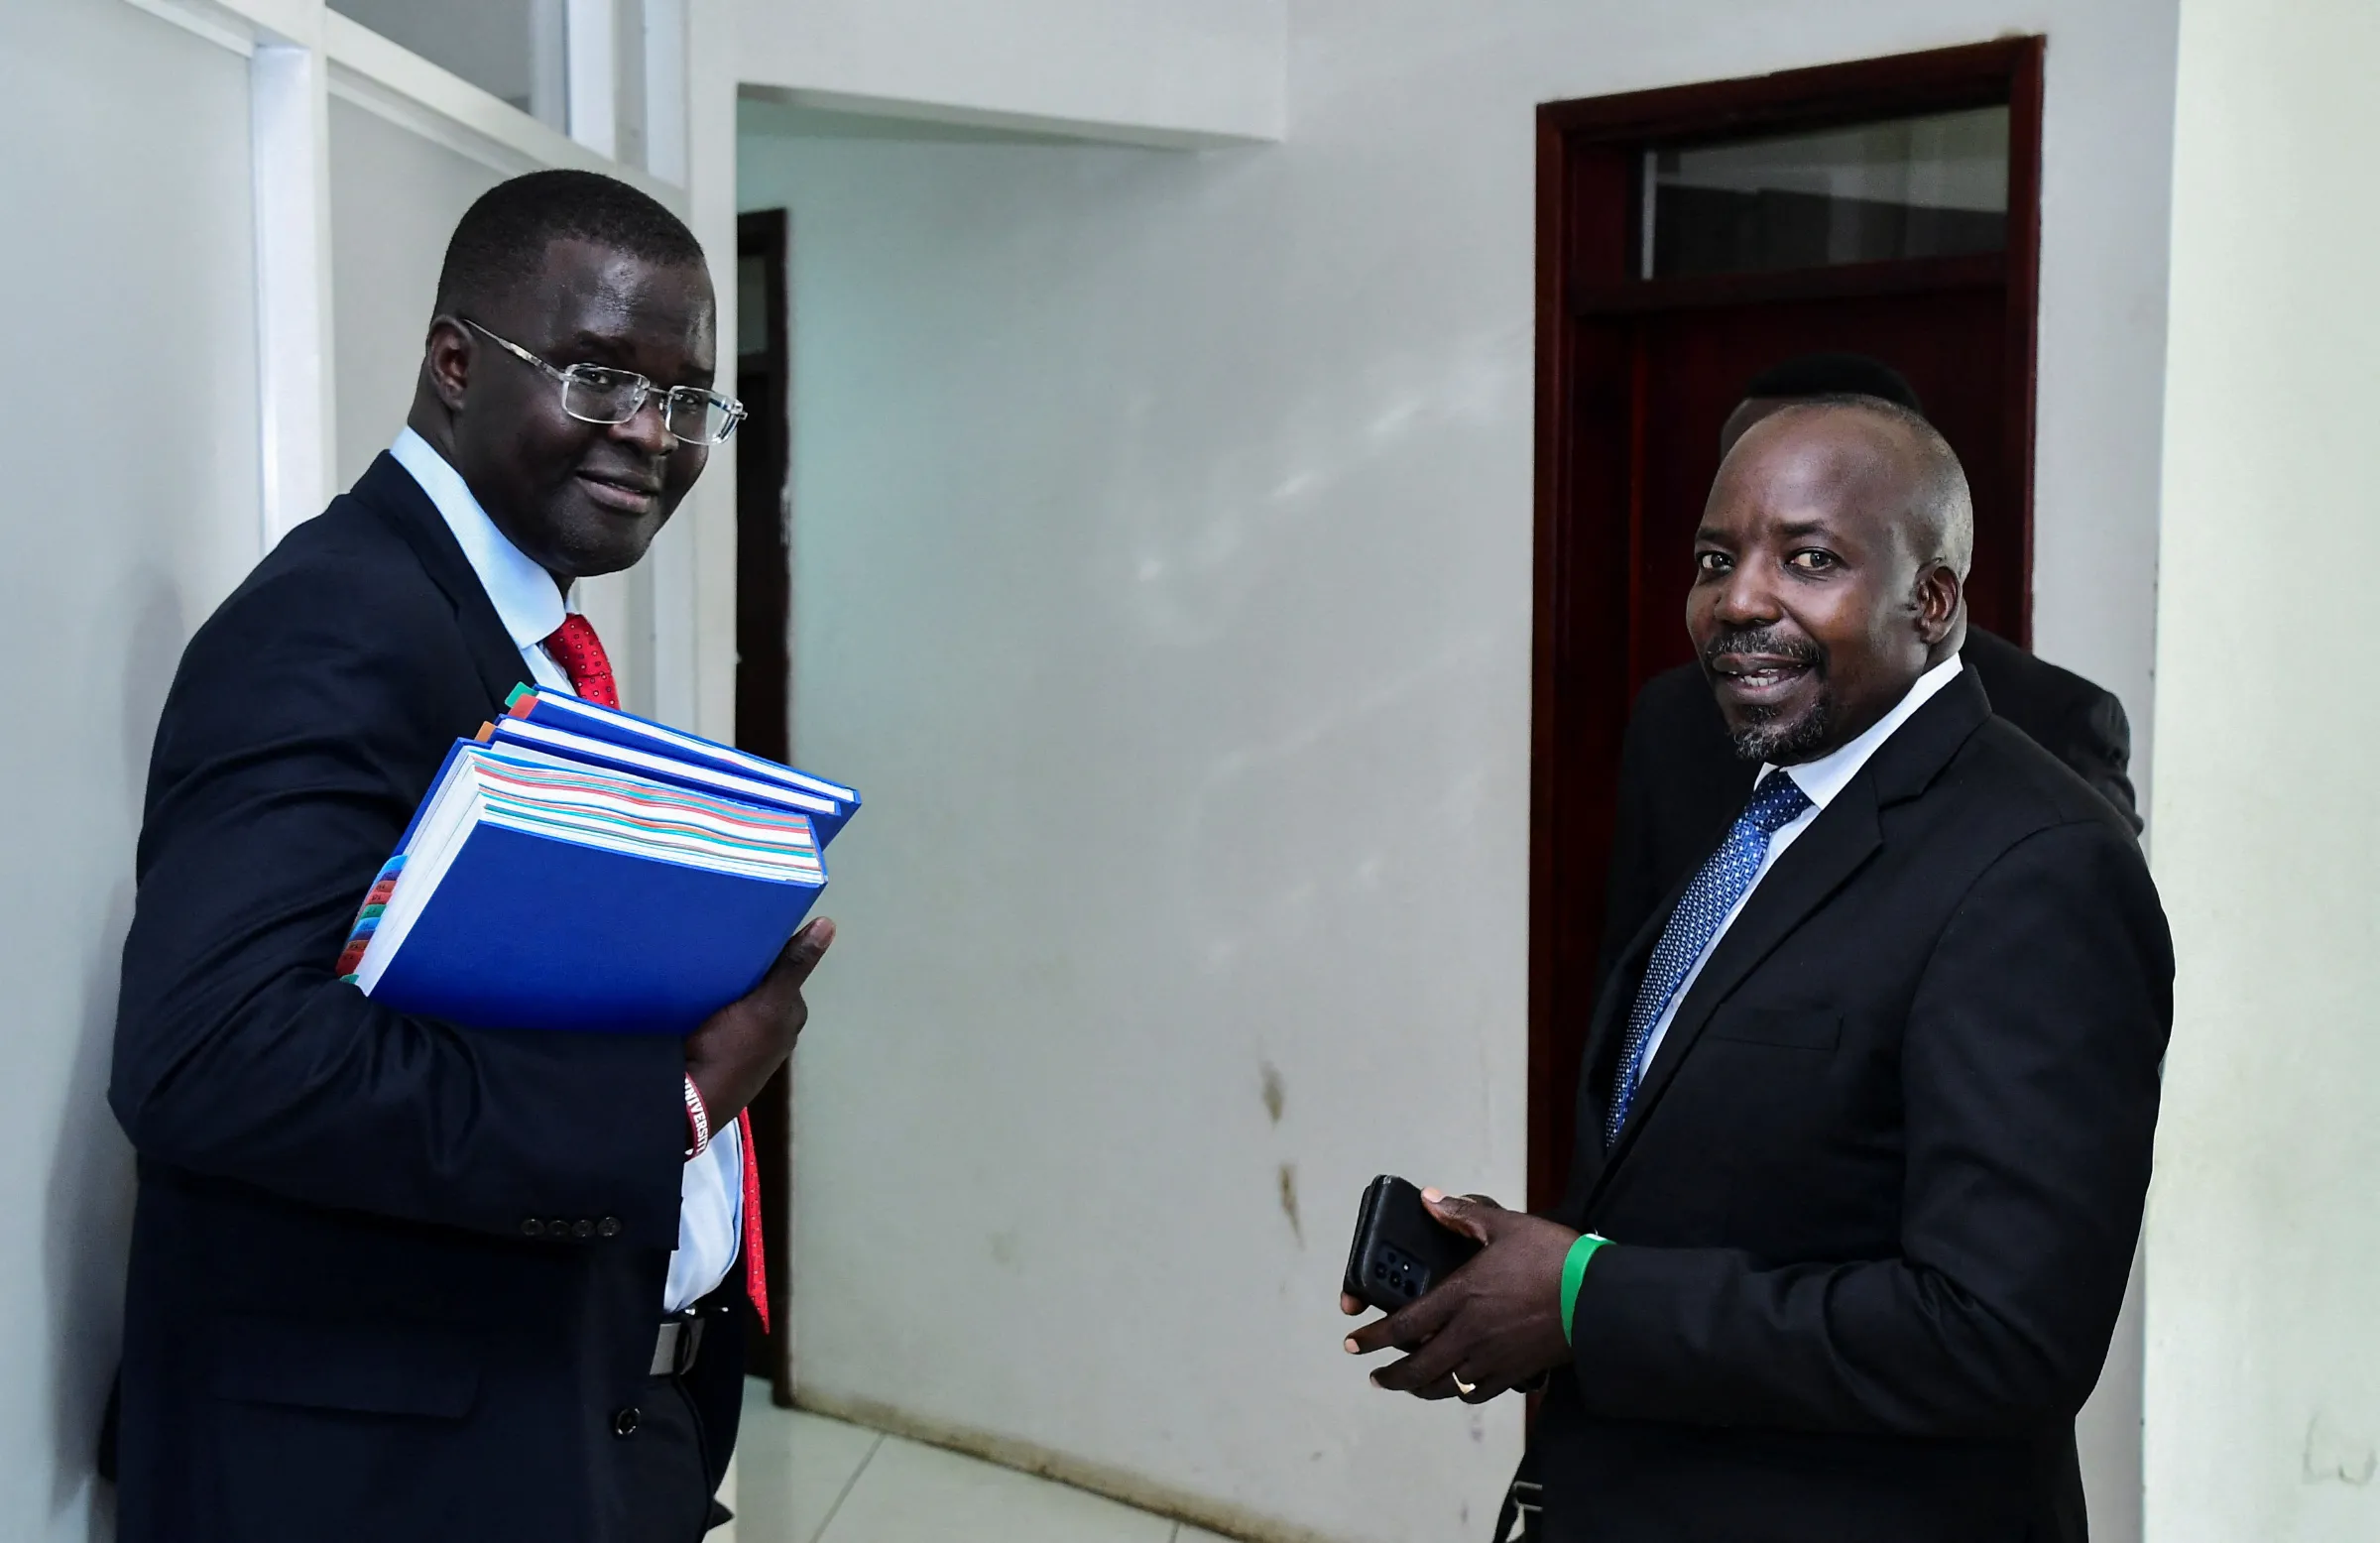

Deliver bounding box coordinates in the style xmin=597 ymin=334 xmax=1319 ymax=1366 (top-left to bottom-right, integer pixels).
xmin=462 ymin=318 xmax=747 ymax=445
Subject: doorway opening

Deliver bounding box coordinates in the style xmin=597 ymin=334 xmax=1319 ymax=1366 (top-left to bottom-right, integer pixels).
xmin=1526 ymin=39 xmax=2045 ymax=1209
xmin=735 ymin=206 xmax=796 ymax=1395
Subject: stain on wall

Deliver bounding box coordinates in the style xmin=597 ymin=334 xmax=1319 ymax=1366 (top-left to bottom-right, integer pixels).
xmin=2303 ymin=1411 xmax=2378 ymax=1486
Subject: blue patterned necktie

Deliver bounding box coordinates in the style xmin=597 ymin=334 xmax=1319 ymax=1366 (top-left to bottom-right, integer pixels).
xmin=1605 ymin=768 xmax=1815 ymax=1145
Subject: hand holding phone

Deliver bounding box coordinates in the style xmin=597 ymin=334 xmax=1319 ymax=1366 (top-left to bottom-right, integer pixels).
xmin=1342 ymin=1174 xmax=1484 ymax=1314
xmin=1341 ymin=1182 xmax=1583 ymax=1404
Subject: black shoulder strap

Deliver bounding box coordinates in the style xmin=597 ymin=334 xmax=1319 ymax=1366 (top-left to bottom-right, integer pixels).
xmin=1492 ymin=1445 xmax=1542 ymax=1542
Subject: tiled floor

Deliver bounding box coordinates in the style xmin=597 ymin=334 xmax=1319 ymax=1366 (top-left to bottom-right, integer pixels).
xmin=727 ymin=1381 xmax=1233 ymax=1543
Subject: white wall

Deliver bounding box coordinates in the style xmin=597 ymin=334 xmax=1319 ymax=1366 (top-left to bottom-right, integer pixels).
xmin=0 ymin=0 xmax=264 ymax=1533
xmin=737 ymin=2 xmax=2178 ymax=1540
xmin=328 ymin=0 xmax=555 ymax=121
xmin=736 ymin=0 xmax=1285 ymax=146
xmin=0 ymin=1 xmax=721 ymax=1535
xmin=667 ymin=0 xmax=747 ymax=741
xmin=2144 ymin=2 xmax=2380 ymax=1538
xmin=329 ymin=97 xmax=504 ymax=491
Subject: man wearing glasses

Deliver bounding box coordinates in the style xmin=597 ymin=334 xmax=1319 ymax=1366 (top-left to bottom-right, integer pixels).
xmin=107 ymin=170 xmax=827 ymax=1543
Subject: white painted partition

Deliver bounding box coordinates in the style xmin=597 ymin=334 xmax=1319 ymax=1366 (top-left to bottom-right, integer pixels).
xmin=736 ymin=0 xmax=1285 ymax=147
xmin=1 ymin=3 xmax=722 ymax=1535
xmin=327 ymin=97 xmax=503 ymax=491
xmin=0 ymin=1 xmax=264 ymax=1533
xmin=2144 ymin=1 xmax=2380 ymax=1538
xmin=739 ymin=2 xmax=2178 ymax=1539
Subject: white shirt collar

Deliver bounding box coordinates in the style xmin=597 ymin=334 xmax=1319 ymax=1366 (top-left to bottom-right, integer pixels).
xmin=389 ymin=426 xmax=572 ymax=650
xmin=1769 ymin=653 xmax=1964 ymax=811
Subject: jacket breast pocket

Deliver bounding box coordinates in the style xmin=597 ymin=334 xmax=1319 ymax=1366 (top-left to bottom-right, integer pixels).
xmin=209 ymin=1313 xmax=481 ymax=1420
xmin=1705 ymin=1006 xmax=1842 ymax=1051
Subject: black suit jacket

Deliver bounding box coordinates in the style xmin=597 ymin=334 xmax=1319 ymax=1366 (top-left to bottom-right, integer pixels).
xmin=1598 ymin=628 xmax=2138 ymax=1001
xmin=108 ymin=455 xmax=748 ymax=1543
xmin=1534 ymin=669 xmax=2171 ymax=1543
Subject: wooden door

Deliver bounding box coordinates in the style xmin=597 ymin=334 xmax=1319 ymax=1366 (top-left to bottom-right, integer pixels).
xmin=1622 ymin=286 xmax=2020 ymax=683
xmin=735 ymin=207 xmax=796 ymax=1392
xmin=1528 ymin=41 xmax=2044 ymax=1209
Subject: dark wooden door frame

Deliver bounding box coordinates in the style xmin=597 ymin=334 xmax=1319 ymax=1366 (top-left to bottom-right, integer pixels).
xmin=1526 ymin=39 xmax=2046 ymax=1210
xmin=737 ymin=207 xmax=793 ymax=767
xmin=735 ymin=206 xmax=797 ymax=1395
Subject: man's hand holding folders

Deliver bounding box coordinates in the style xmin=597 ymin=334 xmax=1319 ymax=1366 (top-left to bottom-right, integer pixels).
xmin=1342 ymin=1185 xmax=1581 ymax=1404
xmin=685 ymin=916 xmax=836 ymax=1124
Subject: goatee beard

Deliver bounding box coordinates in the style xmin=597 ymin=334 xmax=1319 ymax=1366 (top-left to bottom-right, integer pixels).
xmin=1729 ymin=697 xmax=1833 ymax=764
xmin=1702 ymin=624 xmax=1830 ymax=764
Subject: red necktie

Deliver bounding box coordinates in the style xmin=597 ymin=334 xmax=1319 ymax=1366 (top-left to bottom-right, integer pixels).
xmin=540 ymin=615 xmax=772 ymax=1333
xmin=540 ymin=615 xmax=619 ymax=709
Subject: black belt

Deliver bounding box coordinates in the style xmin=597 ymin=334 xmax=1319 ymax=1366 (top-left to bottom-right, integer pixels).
xmin=649 ymin=1315 xmax=705 ymax=1377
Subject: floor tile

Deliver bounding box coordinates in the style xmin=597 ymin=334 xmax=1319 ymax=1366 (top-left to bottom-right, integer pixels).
xmin=817 ymin=1430 xmax=1177 ymax=1543
xmin=730 ymin=1383 xmax=886 ymax=1543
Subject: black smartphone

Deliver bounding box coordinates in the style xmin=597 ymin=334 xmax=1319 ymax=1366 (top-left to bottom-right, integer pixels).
xmin=1342 ymin=1174 xmax=1482 ymax=1313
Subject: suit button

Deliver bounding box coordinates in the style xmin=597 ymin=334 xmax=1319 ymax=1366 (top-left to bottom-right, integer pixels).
xmin=598 ymin=1217 xmax=621 ymax=1238
xmin=613 ymin=1407 xmax=640 ymax=1437
xmin=522 ymin=1219 xmax=543 ymax=1238
xmin=547 ymin=1219 xmax=567 ymax=1238
xmin=573 ymin=1219 xmax=593 ymax=1239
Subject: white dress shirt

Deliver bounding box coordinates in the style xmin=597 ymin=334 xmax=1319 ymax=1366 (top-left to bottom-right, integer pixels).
xmin=389 ymin=427 xmax=742 ymax=1314
xmin=1635 ymin=653 xmax=1965 ymax=1073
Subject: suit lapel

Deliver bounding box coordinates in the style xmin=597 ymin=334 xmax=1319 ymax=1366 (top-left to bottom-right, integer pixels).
xmin=1584 ymin=667 xmax=1993 ymax=1202
xmin=350 ymin=452 xmax=538 ymax=710
xmin=1585 ymin=784 xmax=1880 ymax=1191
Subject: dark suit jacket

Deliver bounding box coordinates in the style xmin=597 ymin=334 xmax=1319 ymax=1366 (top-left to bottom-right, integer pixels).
xmin=108 ymin=454 xmax=748 ymax=1543
xmin=1534 ymin=669 xmax=2171 ymax=1543
xmin=1598 ymin=628 xmax=2138 ymax=1001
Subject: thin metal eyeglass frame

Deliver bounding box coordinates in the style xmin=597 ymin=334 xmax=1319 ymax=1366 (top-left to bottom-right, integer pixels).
xmin=460 ymin=317 xmax=747 ymax=445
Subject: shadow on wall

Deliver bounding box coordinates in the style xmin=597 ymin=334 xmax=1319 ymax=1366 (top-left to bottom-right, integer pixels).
xmin=47 ymin=572 xmax=184 ymax=1536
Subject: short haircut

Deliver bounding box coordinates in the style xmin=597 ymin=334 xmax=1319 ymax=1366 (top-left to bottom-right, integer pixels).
xmin=433 ymin=169 xmax=706 ymax=318
xmin=1772 ymin=394 xmax=1973 ymax=579
xmin=1741 ymin=353 xmax=1925 ymax=417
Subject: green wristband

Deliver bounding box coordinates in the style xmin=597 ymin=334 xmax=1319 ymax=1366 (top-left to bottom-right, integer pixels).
xmin=1559 ymin=1234 xmax=1609 ymax=1347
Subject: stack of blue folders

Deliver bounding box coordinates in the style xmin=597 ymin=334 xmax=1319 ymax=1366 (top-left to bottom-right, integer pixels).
xmin=335 ymin=685 xmax=858 ymax=1034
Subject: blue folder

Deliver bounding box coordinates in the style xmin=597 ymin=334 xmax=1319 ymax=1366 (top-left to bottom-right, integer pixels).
xmin=503 ymin=684 xmax=861 ymax=818
xmin=486 ymin=713 xmax=855 ymax=845
xmin=341 ymin=700 xmax=853 ymax=1036
xmin=367 ymin=818 xmax=824 ymax=1035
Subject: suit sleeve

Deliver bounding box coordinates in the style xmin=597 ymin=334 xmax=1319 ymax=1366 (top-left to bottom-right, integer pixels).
xmin=109 ymin=561 xmax=688 ymax=1248
xmin=1596 ymin=700 xmax=1666 ymax=1001
xmin=2071 ymin=688 xmax=2143 ymax=835
xmin=1564 ymin=819 xmax=2171 ymax=1438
